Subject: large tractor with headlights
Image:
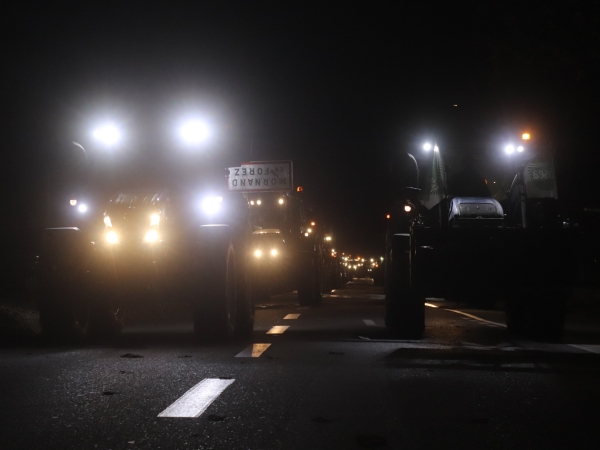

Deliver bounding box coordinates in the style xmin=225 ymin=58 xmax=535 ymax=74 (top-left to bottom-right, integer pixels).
xmin=227 ymin=160 xmax=327 ymax=306
xmin=37 ymin=186 xmax=256 ymax=342
xmin=385 ymin=136 xmax=575 ymax=340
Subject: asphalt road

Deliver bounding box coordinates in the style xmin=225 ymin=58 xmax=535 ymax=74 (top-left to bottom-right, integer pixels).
xmin=2 ymin=280 xmax=600 ymax=449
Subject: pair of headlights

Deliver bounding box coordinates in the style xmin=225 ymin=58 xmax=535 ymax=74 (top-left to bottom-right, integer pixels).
xmin=105 ymin=230 xmax=159 ymax=244
xmin=254 ymin=249 xmax=278 ymax=258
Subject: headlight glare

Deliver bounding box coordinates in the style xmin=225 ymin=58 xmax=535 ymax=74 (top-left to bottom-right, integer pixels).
xmin=106 ymin=231 xmax=119 ymax=244
xmin=202 ymin=196 xmax=223 ymax=215
xmin=104 ymin=216 xmax=113 ymax=228
xmin=150 ymin=213 xmax=160 ymax=227
xmin=144 ymin=230 xmax=159 ymax=243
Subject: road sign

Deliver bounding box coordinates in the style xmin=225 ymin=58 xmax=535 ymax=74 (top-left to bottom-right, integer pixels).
xmin=227 ymin=160 xmax=293 ymax=192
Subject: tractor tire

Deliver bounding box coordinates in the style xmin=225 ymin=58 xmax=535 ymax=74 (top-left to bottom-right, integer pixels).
xmin=37 ymin=229 xmax=92 ymax=342
xmin=193 ymin=230 xmax=237 ymax=342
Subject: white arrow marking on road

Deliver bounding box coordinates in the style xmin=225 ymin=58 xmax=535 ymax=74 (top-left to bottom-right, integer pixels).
xmin=569 ymin=345 xmax=600 ymax=354
xmin=235 ymin=343 xmax=271 ymax=357
xmin=266 ymin=325 xmax=289 ymax=335
xmin=158 ymin=378 xmax=234 ymax=418
xmin=284 ymin=314 xmax=300 ymax=319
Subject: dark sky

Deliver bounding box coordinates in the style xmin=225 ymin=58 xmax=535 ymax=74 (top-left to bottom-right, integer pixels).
xmin=2 ymin=0 xmax=600 ymax=254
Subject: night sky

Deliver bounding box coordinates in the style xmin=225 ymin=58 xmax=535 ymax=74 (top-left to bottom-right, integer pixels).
xmin=2 ymin=1 xmax=600 ymax=255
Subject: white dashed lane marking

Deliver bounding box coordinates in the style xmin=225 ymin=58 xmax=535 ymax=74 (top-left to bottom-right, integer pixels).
xmin=284 ymin=314 xmax=301 ymax=319
xmin=158 ymin=378 xmax=234 ymax=418
xmin=266 ymin=325 xmax=289 ymax=335
xmin=235 ymin=343 xmax=271 ymax=357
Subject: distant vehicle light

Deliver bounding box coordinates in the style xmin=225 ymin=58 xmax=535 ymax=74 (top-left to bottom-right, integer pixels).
xmin=522 ymin=133 xmax=531 ymax=140
xmin=324 ymin=236 xmax=332 ymax=241
xmin=270 ymin=249 xmax=278 ymax=257
xmin=77 ymin=204 xmax=88 ymax=213
xmin=386 ymin=214 xmax=391 ymax=219
xmin=278 ymin=198 xmax=284 ymax=205
xmin=307 ymin=228 xmax=312 ymax=233
xmin=310 ymin=221 xmax=316 ymax=226
xmin=423 ymin=142 xmax=432 ymax=151
xmin=434 ymin=145 xmax=439 ymax=152
xmin=144 ymin=230 xmax=159 ymax=243
xmin=150 ymin=213 xmax=160 ymax=227
xmin=202 ymin=196 xmax=223 ymax=215
xmin=106 ymin=231 xmax=119 ymax=244
xmin=70 ymin=199 xmax=77 ymax=206
xmin=517 ymin=145 xmax=525 ymax=153
xmin=304 ymin=232 xmax=309 ymax=237
xmin=93 ymin=123 xmax=121 ymax=146
xmin=250 ymin=200 xmax=255 ymax=205
xmin=179 ymin=119 xmax=209 ymax=145
xmin=104 ymin=216 xmax=113 ymax=228
xmin=254 ymin=249 xmax=262 ymax=258
xmin=257 ymin=199 xmax=262 ymax=205
xmin=504 ymin=144 xmax=515 ymax=154
xmin=404 ymin=205 xmax=412 ymax=212
xmin=296 ymin=186 xmax=303 ymax=192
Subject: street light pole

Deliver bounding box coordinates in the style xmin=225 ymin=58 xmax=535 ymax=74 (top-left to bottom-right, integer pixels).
xmin=406 ymin=152 xmax=419 ymax=188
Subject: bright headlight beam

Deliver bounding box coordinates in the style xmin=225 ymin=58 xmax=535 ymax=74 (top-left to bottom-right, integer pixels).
xmin=179 ymin=120 xmax=209 ymax=145
xmin=202 ymin=196 xmax=223 ymax=215
xmin=270 ymin=249 xmax=278 ymax=257
xmin=77 ymin=204 xmax=88 ymax=213
xmin=254 ymin=249 xmax=262 ymax=258
xmin=106 ymin=231 xmax=119 ymax=244
xmin=517 ymin=145 xmax=525 ymax=153
xmin=93 ymin=123 xmax=121 ymax=146
xmin=144 ymin=230 xmax=159 ymax=243
xmin=104 ymin=216 xmax=113 ymax=228
xmin=423 ymin=142 xmax=432 ymax=151
xmin=504 ymin=144 xmax=515 ymax=154
xmin=150 ymin=213 xmax=160 ymax=227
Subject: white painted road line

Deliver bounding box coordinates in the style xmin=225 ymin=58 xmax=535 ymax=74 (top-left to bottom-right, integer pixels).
xmin=266 ymin=325 xmax=289 ymax=335
xmin=284 ymin=314 xmax=301 ymax=320
xmin=235 ymin=343 xmax=271 ymax=357
xmin=446 ymin=308 xmax=507 ymax=328
xmin=569 ymin=345 xmax=600 ymax=354
xmin=424 ymin=303 xmax=438 ymax=308
xmin=158 ymin=378 xmax=234 ymax=418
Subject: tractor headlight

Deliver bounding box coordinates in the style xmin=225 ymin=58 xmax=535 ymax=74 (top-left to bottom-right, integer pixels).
xmin=150 ymin=213 xmax=160 ymax=227
xmin=144 ymin=230 xmax=159 ymax=243
xmin=106 ymin=230 xmax=119 ymax=244
xmin=202 ymin=196 xmax=223 ymax=215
